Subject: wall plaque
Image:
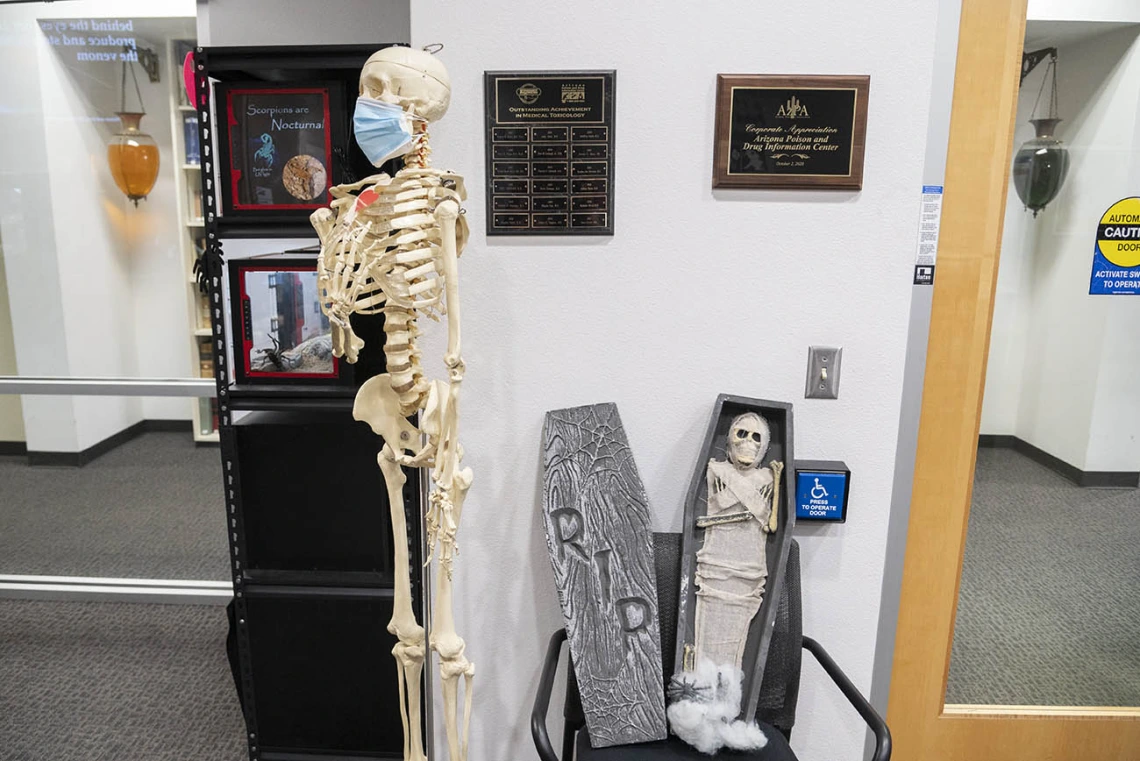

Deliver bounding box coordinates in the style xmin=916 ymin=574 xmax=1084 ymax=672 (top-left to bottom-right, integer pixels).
xmin=484 ymin=70 xmax=615 ymax=235
xmin=713 ymin=75 xmax=869 ymax=190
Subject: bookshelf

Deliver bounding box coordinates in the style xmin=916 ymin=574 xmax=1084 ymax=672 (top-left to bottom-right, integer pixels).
xmin=168 ymin=38 xmax=217 ymax=443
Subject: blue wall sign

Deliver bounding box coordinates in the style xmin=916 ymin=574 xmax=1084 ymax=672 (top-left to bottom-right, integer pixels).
xmin=1089 ymin=196 xmax=1140 ymax=295
xmin=795 ymin=461 xmax=849 ymax=522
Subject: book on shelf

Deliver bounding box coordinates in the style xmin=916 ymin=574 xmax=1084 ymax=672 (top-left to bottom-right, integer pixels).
xmin=174 ymin=40 xmax=195 ymax=108
xmin=188 ymin=189 xmax=203 ymax=219
xmin=196 ymin=292 xmax=211 ymax=326
xmin=183 ymin=114 xmax=200 ymax=165
xmin=198 ymin=338 xmax=214 ymax=376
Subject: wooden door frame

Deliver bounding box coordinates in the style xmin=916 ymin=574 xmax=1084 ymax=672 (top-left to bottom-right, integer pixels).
xmin=887 ymin=0 xmax=1140 ymax=757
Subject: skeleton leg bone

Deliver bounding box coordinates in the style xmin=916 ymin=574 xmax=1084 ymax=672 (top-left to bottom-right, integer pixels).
xmin=430 ymin=463 xmax=473 ymax=761
xmin=394 ymin=651 xmax=410 ymax=760
xmin=379 ymin=448 xmax=427 ymax=761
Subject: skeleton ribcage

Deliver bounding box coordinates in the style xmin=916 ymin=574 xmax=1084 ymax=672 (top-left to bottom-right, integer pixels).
xmin=317 ymin=168 xmax=466 ymax=416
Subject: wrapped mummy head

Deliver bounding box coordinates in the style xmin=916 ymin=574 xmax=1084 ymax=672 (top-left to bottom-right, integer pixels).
xmin=727 ymin=412 xmax=770 ymax=470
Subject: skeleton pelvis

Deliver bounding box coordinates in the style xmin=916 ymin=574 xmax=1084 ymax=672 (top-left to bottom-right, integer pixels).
xmin=354 ymin=374 xmax=419 ymax=453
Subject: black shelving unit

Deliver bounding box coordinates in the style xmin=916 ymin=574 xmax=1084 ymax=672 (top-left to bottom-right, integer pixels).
xmin=193 ymin=44 xmax=422 ymax=761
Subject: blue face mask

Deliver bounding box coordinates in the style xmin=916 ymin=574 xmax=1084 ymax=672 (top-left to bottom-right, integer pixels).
xmin=353 ymin=96 xmax=419 ymax=167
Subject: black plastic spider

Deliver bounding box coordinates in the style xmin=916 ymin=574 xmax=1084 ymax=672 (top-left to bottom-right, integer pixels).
xmin=667 ymin=673 xmax=712 ymax=704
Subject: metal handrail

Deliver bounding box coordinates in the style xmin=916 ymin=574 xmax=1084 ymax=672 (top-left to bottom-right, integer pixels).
xmin=0 ymin=376 xmax=216 ymax=397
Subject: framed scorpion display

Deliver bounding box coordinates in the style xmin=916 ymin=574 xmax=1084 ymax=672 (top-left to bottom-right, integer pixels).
xmin=228 ymin=256 xmax=346 ymax=385
xmin=215 ymin=81 xmax=351 ymax=222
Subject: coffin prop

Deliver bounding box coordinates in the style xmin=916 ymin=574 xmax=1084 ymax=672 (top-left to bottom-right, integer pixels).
xmin=672 ymin=394 xmax=796 ymax=723
xmin=541 ymin=403 xmax=668 ymax=747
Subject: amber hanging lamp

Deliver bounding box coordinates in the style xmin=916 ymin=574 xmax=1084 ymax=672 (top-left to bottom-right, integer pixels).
xmin=107 ymin=46 xmax=159 ymax=206
xmin=1012 ymin=48 xmax=1070 ymax=217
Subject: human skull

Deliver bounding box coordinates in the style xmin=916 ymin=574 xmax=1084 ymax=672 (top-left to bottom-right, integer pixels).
xmin=726 ymin=412 xmax=770 ymax=470
xmin=360 ymin=46 xmax=451 ymax=123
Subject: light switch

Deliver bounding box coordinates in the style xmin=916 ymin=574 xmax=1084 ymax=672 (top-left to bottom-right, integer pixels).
xmin=805 ymin=346 xmax=842 ymax=399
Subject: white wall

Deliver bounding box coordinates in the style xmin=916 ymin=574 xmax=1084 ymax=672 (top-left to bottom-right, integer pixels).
xmin=1080 ymin=27 xmax=1140 ymax=472
xmin=411 ymin=2 xmax=938 ymax=760
xmin=0 ymin=1 xmax=195 ymax=451
xmin=0 ymin=250 xmax=26 ymax=442
xmin=127 ymin=19 xmax=197 ymax=422
xmin=979 ymin=79 xmax=1040 ymax=436
xmin=198 ymin=0 xmax=409 ymax=46
xmin=36 ymin=14 xmax=144 ymax=449
xmin=980 ymin=24 xmax=1140 ymax=472
xmin=0 ymin=3 xmax=81 ymax=452
xmin=1029 ymin=0 xmax=1140 ymax=24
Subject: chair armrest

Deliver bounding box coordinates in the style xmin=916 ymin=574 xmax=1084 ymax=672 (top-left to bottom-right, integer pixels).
xmin=531 ymin=628 xmax=568 ymax=761
xmin=802 ymin=637 xmax=892 ymax=761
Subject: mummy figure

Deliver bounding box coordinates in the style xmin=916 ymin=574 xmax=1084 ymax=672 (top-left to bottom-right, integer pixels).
xmin=310 ymin=47 xmax=474 ymax=761
xmin=693 ymin=412 xmax=783 ymax=671
xmin=666 ymin=412 xmax=782 ymax=754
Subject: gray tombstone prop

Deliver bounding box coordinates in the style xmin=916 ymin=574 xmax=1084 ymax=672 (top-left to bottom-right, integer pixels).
xmin=542 ymin=403 xmax=668 ymax=747
xmin=673 ymin=394 xmax=796 ymax=719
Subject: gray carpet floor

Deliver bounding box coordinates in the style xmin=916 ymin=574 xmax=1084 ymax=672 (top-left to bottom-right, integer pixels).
xmin=0 ymin=599 xmax=246 ymax=761
xmin=0 ymin=432 xmax=229 ymax=580
xmin=946 ymin=447 xmax=1140 ymax=706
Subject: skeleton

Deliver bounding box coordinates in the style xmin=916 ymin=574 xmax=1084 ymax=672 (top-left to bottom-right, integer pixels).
xmin=309 ymin=47 xmax=474 ymax=761
xmin=692 ymin=413 xmax=783 ymax=671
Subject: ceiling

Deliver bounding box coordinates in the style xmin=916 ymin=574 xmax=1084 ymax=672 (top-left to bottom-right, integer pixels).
xmin=1025 ymin=19 xmax=1140 ymax=49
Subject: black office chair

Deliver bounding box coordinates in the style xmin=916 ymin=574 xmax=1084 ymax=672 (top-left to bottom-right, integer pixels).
xmin=532 ymin=536 xmax=891 ymax=761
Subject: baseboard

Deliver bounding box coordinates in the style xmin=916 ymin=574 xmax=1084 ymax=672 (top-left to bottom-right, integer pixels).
xmin=978 ymin=434 xmax=1139 ymax=488
xmin=141 ymin=419 xmax=193 ymax=434
xmin=977 ymin=434 xmax=1017 ymax=449
xmin=25 ymin=419 xmax=195 ymax=467
xmin=0 ymin=441 xmax=28 ymax=456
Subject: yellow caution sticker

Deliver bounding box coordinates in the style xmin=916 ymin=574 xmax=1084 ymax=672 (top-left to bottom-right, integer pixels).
xmin=1096 ymin=197 xmax=1140 ymax=268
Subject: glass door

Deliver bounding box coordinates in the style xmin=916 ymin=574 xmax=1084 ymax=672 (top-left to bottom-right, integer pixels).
xmin=889 ymin=0 xmax=1140 ymax=756
xmin=945 ymin=15 xmax=1140 ymax=711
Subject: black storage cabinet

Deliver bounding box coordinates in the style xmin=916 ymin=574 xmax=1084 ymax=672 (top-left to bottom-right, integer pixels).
xmin=194 ymin=44 xmax=421 ymax=761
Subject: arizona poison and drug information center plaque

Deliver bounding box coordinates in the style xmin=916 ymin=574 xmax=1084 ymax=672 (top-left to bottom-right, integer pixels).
xmin=713 ymin=75 xmax=869 ymax=190
xmin=484 ymin=71 xmax=615 ymax=235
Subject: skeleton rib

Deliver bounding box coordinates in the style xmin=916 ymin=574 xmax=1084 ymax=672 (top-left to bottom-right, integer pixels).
xmin=393 ymin=212 xmax=435 ymax=229
xmin=355 ymin=291 xmax=387 ymax=310
xmin=408 ymin=278 xmax=440 ymax=296
xmin=395 ymin=247 xmax=436 ymax=265
xmin=403 ymin=261 xmax=437 ymax=280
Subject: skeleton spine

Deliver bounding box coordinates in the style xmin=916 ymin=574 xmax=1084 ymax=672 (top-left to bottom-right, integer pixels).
xmin=383 ymin=297 xmax=429 ymax=417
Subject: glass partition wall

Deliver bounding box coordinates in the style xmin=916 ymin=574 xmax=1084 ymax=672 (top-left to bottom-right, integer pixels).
xmin=0 ymin=0 xmax=226 ymax=601
xmin=0 ymin=5 xmax=246 ymax=759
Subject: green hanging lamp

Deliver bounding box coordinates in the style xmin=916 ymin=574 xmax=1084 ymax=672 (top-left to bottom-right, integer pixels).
xmin=1012 ymin=48 xmax=1070 ymax=217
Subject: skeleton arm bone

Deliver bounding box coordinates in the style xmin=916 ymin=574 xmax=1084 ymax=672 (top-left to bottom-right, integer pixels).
xmin=436 ymin=199 xmax=464 ymax=376
xmin=766 ymin=462 xmax=783 ymax=534
xmin=706 ymin=461 xmax=732 ymax=513
xmin=423 ymin=197 xmax=476 ymax=761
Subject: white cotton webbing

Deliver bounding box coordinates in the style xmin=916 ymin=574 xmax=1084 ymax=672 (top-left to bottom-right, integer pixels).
xmin=667 ymin=660 xmax=768 ymax=756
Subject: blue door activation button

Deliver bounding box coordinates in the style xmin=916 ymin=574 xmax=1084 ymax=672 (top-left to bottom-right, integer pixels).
xmin=794 ymin=462 xmax=850 ymax=522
